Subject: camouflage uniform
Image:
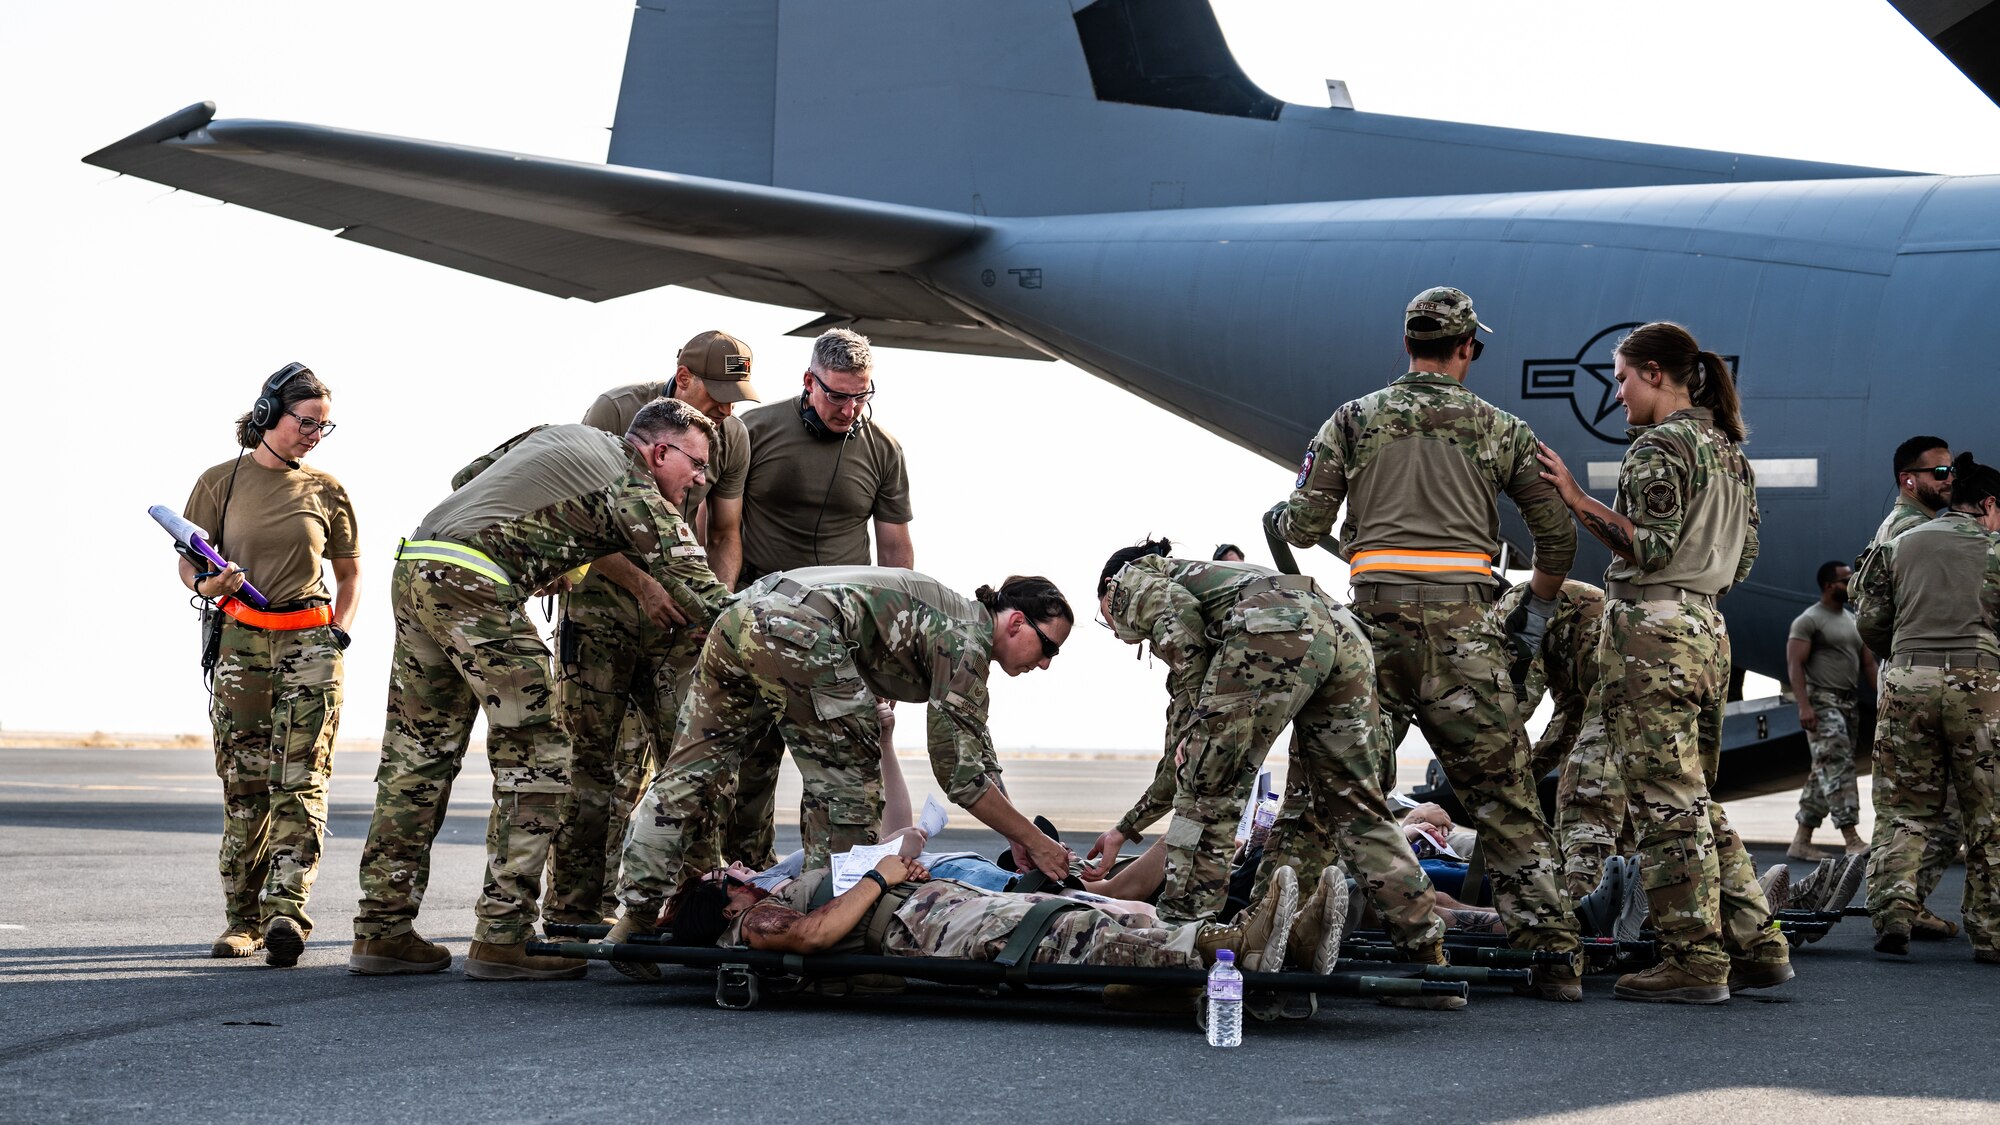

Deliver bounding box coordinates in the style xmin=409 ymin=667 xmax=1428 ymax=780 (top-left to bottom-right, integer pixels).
xmin=1788 ymin=594 xmax=1866 ymax=832
xmin=618 ymin=567 xmax=1004 ymax=921
xmin=883 ymin=880 xmax=1201 ymax=968
xmin=542 ymin=577 xmax=700 ymax=925
xmin=1855 ymin=511 xmax=2000 ymax=956
xmin=1104 ymin=555 xmax=1443 ymax=954
xmin=1855 ymin=495 xmax=1962 ymax=901
xmin=354 ymin=425 xmax=727 ymax=945
xmin=1493 ymin=580 xmax=1632 ymax=900
xmin=542 ymin=390 xmax=751 ymax=926
xmin=1277 ymin=354 xmax=1580 ymax=959
xmin=210 ymin=619 xmax=343 ymax=936
xmin=1592 ymin=407 xmax=1787 ymax=980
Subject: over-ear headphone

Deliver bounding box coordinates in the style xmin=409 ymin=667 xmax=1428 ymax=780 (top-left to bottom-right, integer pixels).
xmin=250 ymin=362 xmax=312 ymax=432
xmin=797 ymin=391 xmax=869 ymax=442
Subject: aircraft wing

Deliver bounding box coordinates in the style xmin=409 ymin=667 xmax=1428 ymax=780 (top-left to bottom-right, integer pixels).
xmin=84 ymin=103 xmax=1047 ymax=360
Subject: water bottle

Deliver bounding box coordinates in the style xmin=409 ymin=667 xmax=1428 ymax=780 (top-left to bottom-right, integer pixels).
xmin=1206 ymin=950 xmax=1244 ymax=1047
xmin=1247 ymin=792 xmax=1280 ymax=850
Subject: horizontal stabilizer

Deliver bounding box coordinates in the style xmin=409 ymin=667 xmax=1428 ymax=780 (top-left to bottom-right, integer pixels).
xmin=82 ymin=103 xmax=990 ymax=313
xmin=1890 ymin=0 xmax=2000 ymax=109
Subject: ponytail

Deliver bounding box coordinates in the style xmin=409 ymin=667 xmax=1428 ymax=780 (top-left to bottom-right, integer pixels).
xmin=975 ymin=575 xmax=1074 ymax=626
xmin=1097 ymin=537 xmax=1173 ymax=596
xmin=1950 ymin=452 xmax=2000 ymax=511
xmin=1689 ymin=349 xmax=1746 ymax=444
xmin=1615 ymin=323 xmax=1746 ymax=444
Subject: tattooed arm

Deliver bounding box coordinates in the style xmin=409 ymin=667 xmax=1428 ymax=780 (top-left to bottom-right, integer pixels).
xmin=1536 ymin=442 xmax=1639 ymax=563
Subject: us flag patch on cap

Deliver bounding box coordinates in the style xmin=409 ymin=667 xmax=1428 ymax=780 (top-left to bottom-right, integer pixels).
xmin=724 ymin=354 xmax=749 ymax=377
xmin=1296 ymin=449 xmax=1316 ymax=489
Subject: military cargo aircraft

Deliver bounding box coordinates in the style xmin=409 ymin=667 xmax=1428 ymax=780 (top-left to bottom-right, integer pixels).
xmin=83 ymin=0 xmax=1999 ymax=790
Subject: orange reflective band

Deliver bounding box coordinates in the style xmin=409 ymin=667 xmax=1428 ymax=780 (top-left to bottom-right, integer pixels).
xmin=1349 ymin=549 xmax=1494 ymax=576
xmin=218 ymin=597 xmax=334 ymax=631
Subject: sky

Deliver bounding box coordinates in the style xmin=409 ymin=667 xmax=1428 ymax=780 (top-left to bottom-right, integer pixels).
xmin=2 ymin=1 xmax=1997 ymax=751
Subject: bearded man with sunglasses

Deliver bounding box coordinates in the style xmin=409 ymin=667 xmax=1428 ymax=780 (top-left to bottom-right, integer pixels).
xmin=605 ymin=571 xmax=1077 ymax=963
xmin=350 ymin=399 xmax=730 ymax=980
xmin=1852 ymin=435 xmax=1963 ymax=939
xmin=1264 ymin=286 xmax=1586 ymax=1000
xmin=724 ymin=328 xmax=915 ymax=868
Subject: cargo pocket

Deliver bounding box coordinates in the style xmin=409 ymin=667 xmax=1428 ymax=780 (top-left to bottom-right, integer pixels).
xmin=1242 ymin=605 xmax=1308 ymax=636
xmin=765 ymin=614 xmax=823 ymax=651
xmin=812 ymin=676 xmax=876 ymax=723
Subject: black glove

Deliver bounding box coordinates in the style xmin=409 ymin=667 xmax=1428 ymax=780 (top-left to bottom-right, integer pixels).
xmin=330 ymin=624 xmax=352 ymax=651
xmin=1503 ymin=592 xmax=1558 ymax=699
xmin=1262 ymin=501 xmax=1287 ymax=543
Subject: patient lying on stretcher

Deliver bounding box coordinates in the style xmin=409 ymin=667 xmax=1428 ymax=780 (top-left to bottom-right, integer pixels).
xmin=663 ymin=853 xmax=1340 ymax=975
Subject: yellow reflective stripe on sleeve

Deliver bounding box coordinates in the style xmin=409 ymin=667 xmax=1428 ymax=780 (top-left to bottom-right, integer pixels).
xmin=395 ymin=539 xmax=513 ymax=585
xmin=1349 ymin=549 xmax=1493 ymax=576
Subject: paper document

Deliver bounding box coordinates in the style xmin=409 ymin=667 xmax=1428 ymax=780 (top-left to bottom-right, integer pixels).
xmin=829 ymin=840 xmax=907 ymax=895
xmin=918 ymin=795 xmax=950 ymax=837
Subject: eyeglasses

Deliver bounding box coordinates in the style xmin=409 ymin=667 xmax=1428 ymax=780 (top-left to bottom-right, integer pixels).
xmin=287 ymin=411 xmax=337 ymax=436
xmin=810 ymin=370 xmax=876 ymax=406
xmin=658 ymin=441 xmax=709 ymax=476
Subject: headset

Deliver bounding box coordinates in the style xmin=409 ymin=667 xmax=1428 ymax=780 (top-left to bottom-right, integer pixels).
xmin=250 ymin=362 xmax=313 ymax=432
xmin=797 ymin=390 xmax=871 ymax=442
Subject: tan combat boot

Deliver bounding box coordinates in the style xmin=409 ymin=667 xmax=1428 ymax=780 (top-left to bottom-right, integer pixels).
xmin=348 ymin=931 xmax=452 ymax=975
xmin=1285 ymin=865 xmax=1348 ymax=974
xmin=1613 ymin=961 xmax=1729 ymax=1004
xmin=211 ymin=927 xmax=261 ymax=958
xmin=1519 ymin=953 xmax=1585 ymax=1002
xmin=1912 ymin=908 xmax=1960 ymax=940
xmin=1786 ymin=825 xmax=1826 ymax=862
xmin=263 ymin=916 xmax=306 ymax=968
xmin=1196 ymin=864 xmax=1298 ymax=971
xmin=464 ymin=940 xmax=587 ymax=981
xmin=1727 ymin=956 xmax=1796 ymax=991
xmin=603 ymin=914 xmax=661 ymax=981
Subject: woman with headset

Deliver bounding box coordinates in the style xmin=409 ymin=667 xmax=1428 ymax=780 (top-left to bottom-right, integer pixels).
xmin=177 ymin=364 xmax=360 ymax=968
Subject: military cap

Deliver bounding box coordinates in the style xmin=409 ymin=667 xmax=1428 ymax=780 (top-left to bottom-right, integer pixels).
xmin=1404 ymin=287 xmax=1494 ymax=340
xmin=677 ymin=329 xmax=761 ymax=404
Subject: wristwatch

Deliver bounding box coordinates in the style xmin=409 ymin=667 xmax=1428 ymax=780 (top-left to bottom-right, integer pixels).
xmin=861 ymin=870 xmax=891 ymax=894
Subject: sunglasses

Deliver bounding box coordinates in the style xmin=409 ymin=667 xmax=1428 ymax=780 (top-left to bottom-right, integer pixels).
xmin=1025 ymin=615 xmax=1062 ymax=660
xmin=1904 ymin=465 xmax=1954 ymax=480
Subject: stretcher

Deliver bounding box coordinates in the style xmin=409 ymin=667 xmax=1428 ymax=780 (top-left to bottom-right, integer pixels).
xmin=533 ymin=924 xmax=1478 ymax=1013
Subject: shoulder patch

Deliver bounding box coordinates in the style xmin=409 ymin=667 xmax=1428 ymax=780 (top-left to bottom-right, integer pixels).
xmin=1295 ymin=449 xmax=1316 ymax=489
xmin=1643 ymin=480 xmax=1679 ymax=519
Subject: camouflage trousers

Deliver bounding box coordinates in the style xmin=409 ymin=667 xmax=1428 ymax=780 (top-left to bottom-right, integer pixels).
xmin=882 ymin=881 xmax=1199 ymax=968
xmin=1796 ymin=688 xmax=1861 ymax=830
xmin=543 ymin=574 xmax=698 ymax=926
xmin=1555 ymin=710 xmax=1634 ymax=901
xmin=1865 ymin=664 xmax=1999 ymax=956
xmin=1161 ymin=591 xmax=1443 ymax=958
xmin=618 ymin=596 xmax=883 ymax=920
xmin=1597 ymin=598 xmax=1785 ymax=978
xmin=354 ymin=560 xmax=572 ymax=944
xmin=1356 ymin=598 xmax=1578 ymax=957
xmin=210 ymin=618 xmax=342 ymax=935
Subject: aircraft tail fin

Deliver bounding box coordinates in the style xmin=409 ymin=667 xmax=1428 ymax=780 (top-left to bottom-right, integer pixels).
xmin=608 ymin=0 xmax=1902 ymax=218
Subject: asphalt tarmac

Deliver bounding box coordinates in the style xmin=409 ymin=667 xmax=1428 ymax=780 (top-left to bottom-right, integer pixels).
xmin=3 ymin=744 xmax=1995 ymax=1124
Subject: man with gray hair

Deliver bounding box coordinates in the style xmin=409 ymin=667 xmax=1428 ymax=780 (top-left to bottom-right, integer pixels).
xmin=724 ymin=327 xmax=916 ymax=866
xmin=350 ymin=400 xmax=729 ymax=980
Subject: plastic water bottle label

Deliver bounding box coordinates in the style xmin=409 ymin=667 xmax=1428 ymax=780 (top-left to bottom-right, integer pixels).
xmin=1207 ymin=977 xmax=1243 ymax=1002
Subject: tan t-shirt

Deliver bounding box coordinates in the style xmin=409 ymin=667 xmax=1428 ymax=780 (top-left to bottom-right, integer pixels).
xmin=581 ymin=383 xmax=749 ymax=522
xmin=737 ymin=400 xmax=913 ymax=584
xmin=1788 ymin=602 xmax=1865 ymax=691
xmin=183 ymin=454 xmax=358 ymax=606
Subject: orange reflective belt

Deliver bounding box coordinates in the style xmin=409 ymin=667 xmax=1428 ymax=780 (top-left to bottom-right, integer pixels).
xmin=218 ymin=597 xmax=334 ymax=631
xmin=1349 ymin=548 xmax=1494 ymax=576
